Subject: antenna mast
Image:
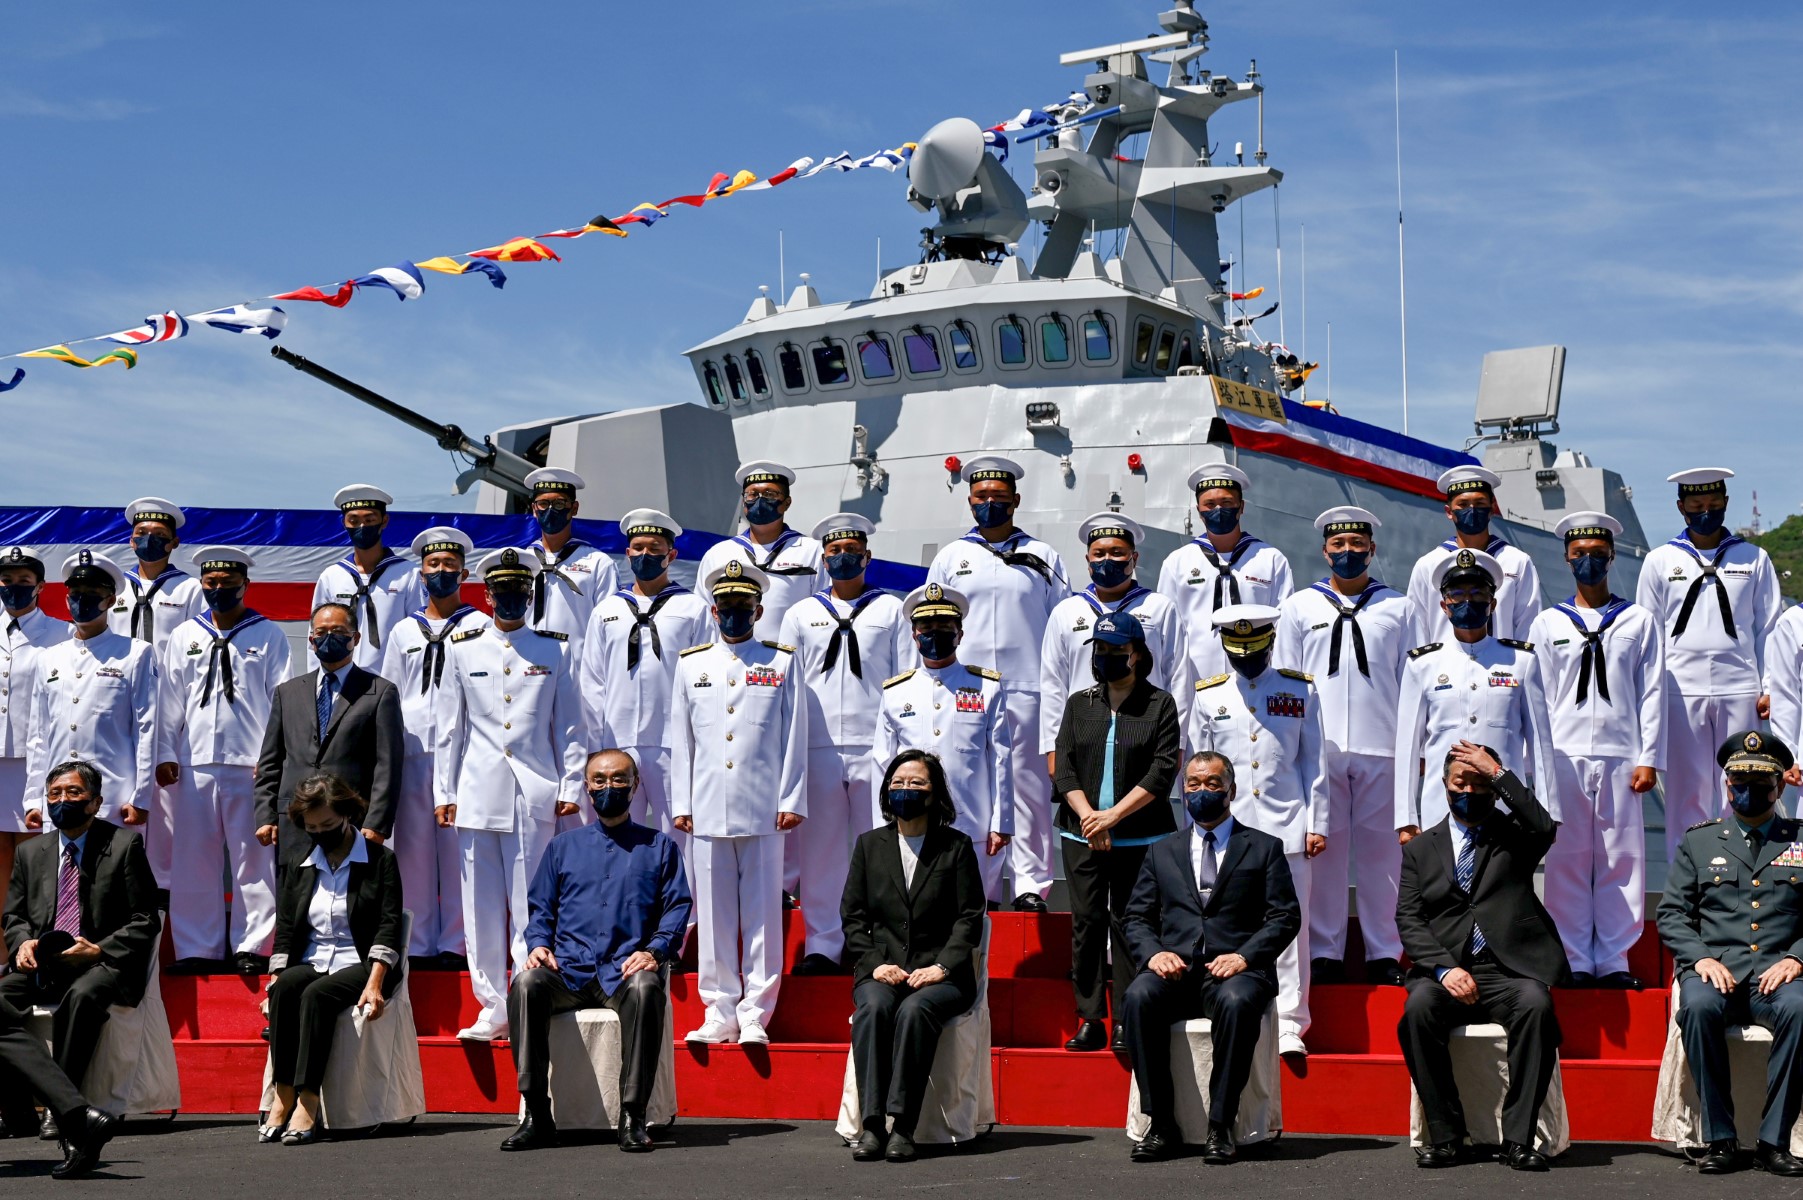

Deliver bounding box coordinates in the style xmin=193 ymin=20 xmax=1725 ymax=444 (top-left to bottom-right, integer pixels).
xmin=1394 ymin=51 xmax=1410 ymax=434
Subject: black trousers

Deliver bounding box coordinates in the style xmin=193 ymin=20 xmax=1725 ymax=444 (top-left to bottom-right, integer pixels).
xmin=1676 ymin=974 xmax=1803 ymax=1147
xmin=1062 ymin=838 xmax=1149 ymax=1022
xmin=1123 ymin=965 xmax=1273 ymax=1134
xmin=0 ymin=963 xmax=127 ymax=1091
xmin=850 ymin=977 xmax=976 ymax=1135
xmin=1398 ymin=962 xmax=1560 ymax=1148
xmin=268 ymin=962 xmax=372 ymax=1093
xmin=508 ymin=966 xmax=667 ymax=1118
xmin=0 ymin=1004 xmax=86 ymax=1125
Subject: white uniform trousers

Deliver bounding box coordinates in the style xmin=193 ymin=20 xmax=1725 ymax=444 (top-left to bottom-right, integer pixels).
xmin=692 ymin=833 xmax=785 ymax=1033
xmin=1309 ymin=750 xmax=1402 ymax=963
xmin=624 ymin=745 xmax=692 ymax=901
xmin=459 ymin=804 xmax=556 ymax=1027
xmin=1544 ymin=753 xmax=1645 ymax=977
xmin=394 ymin=754 xmax=464 ymax=958
xmin=1661 ymin=691 xmax=1760 ymax=866
xmin=168 ymin=765 xmax=275 ymax=961
xmin=1007 ymin=692 xmax=1055 ymax=899
xmin=1276 ymin=850 xmax=1312 ymax=1042
xmin=795 ymin=745 xmax=877 ymax=962
xmin=146 ymin=782 xmax=177 ymax=887
xmin=0 ymin=758 xmax=28 ymax=832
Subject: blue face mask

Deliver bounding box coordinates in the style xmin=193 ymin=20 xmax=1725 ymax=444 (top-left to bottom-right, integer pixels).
xmin=629 ymin=552 xmax=668 ymax=583
xmin=1201 ymin=506 xmax=1241 ymax=536
xmin=1091 ymin=651 xmax=1133 ymax=684
xmin=491 ymin=589 xmax=532 ymax=623
xmin=887 ymin=787 xmax=930 ymax=821
xmin=535 ymin=505 xmax=571 ymax=536
xmin=131 ymin=533 xmax=171 ymax=562
xmin=67 ymin=591 xmax=108 ymax=624
xmin=311 ymin=631 xmax=354 ymax=663
xmin=1570 ymin=552 xmax=1610 ymax=587
xmin=1329 ymin=550 xmax=1370 ymax=581
xmin=915 ymin=627 xmax=957 ymax=661
xmin=347 ymin=524 xmax=384 ymax=551
xmin=1088 ymin=557 xmax=1131 ymax=589
xmin=1452 ymin=506 xmax=1492 ymax=536
xmin=1685 ymin=507 xmax=1726 ymax=537
xmin=424 ymin=570 xmax=463 ymax=599
xmin=0 ymin=583 xmax=36 ymax=612
xmin=47 ymin=800 xmax=91 ymax=832
xmin=1446 ymin=789 xmax=1495 ymax=824
xmin=1730 ymin=780 xmax=1776 ymax=819
xmin=1184 ymin=788 xmax=1229 ymax=825
xmin=717 ymin=604 xmax=756 ymax=639
xmin=971 ymin=500 xmax=1012 ymax=530
xmin=202 ymin=585 xmax=243 ymax=613
xmin=590 ymin=785 xmax=633 ymax=819
xmin=826 ymin=551 xmax=866 ymax=581
xmin=1447 ymin=599 xmax=1491 ymax=631
xmin=745 ymin=495 xmax=783 ymax=527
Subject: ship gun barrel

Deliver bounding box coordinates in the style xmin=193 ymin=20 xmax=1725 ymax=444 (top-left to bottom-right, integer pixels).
xmin=270 ymin=345 xmax=538 ymax=499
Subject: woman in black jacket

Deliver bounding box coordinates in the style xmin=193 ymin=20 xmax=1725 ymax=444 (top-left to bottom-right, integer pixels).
xmin=840 ymin=749 xmax=986 ymax=1164
xmin=1051 ymin=611 xmax=1180 ymax=1053
xmin=258 ymin=773 xmax=405 ymax=1146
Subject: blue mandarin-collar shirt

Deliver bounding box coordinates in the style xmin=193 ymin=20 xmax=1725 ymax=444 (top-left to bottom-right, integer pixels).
xmin=523 ymin=818 xmax=691 ymax=996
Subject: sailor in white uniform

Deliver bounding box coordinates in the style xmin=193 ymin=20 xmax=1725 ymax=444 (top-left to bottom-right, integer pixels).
xmin=1635 ymin=468 xmax=1784 ymax=862
xmin=1041 ymin=512 xmax=1187 ymax=766
xmin=1157 ymin=463 xmax=1294 ymax=691
xmin=1395 ymin=548 xmax=1558 ymax=835
xmin=0 ymin=546 xmax=69 ymax=889
xmin=1407 ymin=465 xmax=1543 ymax=643
xmin=379 ymin=527 xmax=488 ymax=966
xmin=108 ymin=496 xmax=204 ymax=655
xmin=1770 ymin=601 xmax=1803 ymax=788
xmin=1273 ymin=507 xmax=1418 ymax=986
xmin=1528 ymin=512 xmax=1664 ymax=987
xmin=671 ymin=560 xmax=808 ymax=1044
xmin=157 ymin=546 xmax=290 ymax=970
xmin=696 ymin=460 xmax=826 ymax=644
xmin=436 ymin=548 xmax=585 ymax=1040
xmin=578 ymin=509 xmax=714 ymax=849
xmin=312 ymin=484 xmax=424 ymax=671
xmin=24 ymin=552 xmax=158 ymax=831
xmin=518 ymin=466 xmax=619 ymax=645
xmin=1190 ymin=603 xmax=1328 ymax=1055
xmin=872 ymin=582 xmax=1014 ymax=902
xmin=778 ymin=513 xmax=910 ymax=974
xmin=926 ymin=454 xmax=1068 ymax=910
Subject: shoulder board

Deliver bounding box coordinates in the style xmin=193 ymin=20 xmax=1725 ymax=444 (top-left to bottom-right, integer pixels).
xmin=1195 ymin=673 xmax=1231 ymax=691
xmin=1498 ymin=638 xmax=1533 ymax=651
xmin=884 ymin=669 xmax=917 ymax=689
xmin=535 ymin=629 xmax=569 ymax=642
xmin=450 ymin=628 xmax=485 ymax=643
xmin=1686 ymin=818 xmax=1723 ymax=832
xmin=1278 ymin=668 xmax=1314 ymax=683
xmin=965 ymin=665 xmax=1001 ymax=681
xmin=762 ymin=640 xmax=796 ymax=653
xmin=1407 ymin=643 xmax=1442 ymax=659
xmin=679 ymin=643 xmax=713 ymax=657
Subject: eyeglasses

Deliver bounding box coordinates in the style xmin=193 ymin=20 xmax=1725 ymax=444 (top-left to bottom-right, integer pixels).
xmin=45 ymin=785 xmax=91 ymax=800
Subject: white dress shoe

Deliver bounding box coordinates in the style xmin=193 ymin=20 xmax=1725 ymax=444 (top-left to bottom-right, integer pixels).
xmin=738 ymin=1021 xmax=770 ymax=1045
xmin=457 ymin=1018 xmax=509 ymax=1042
xmin=685 ymin=1018 xmax=738 ymax=1044
xmin=1278 ymin=1032 xmax=1308 ymax=1057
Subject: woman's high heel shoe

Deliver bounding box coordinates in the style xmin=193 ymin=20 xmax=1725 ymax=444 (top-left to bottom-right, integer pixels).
xmin=281 ymin=1125 xmax=322 ymax=1146
xmin=256 ymin=1122 xmax=287 ymax=1144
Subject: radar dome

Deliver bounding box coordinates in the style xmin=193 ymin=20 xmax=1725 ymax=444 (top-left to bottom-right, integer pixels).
xmin=909 ymin=117 xmax=986 ymax=202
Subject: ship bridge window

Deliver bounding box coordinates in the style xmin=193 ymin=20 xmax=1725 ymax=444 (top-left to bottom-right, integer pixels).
xmin=723 ymin=356 xmax=748 ymax=403
xmin=1175 ymin=334 xmax=1196 ymax=371
xmin=1153 ymin=327 xmax=1177 ymax=374
xmin=702 ymin=361 xmax=728 ymax=408
xmin=1132 ymin=319 xmax=1155 ymax=367
xmin=1082 ymin=314 xmax=1115 ymax=363
xmin=811 ymin=338 xmax=853 ymax=388
xmin=856 ymin=333 xmax=896 ymax=381
xmin=996 ymin=316 xmax=1030 ymax=367
xmin=902 ymin=328 xmax=943 ymax=376
xmin=777 ymin=343 xmax=808 ymax=393
xmin=745 ymin=349 xmax=771 ymax=398
xmin=947 ymin=321 xmax=980 ymax=371
xmin=1039 ymin=315 xmax=1071 ymax=365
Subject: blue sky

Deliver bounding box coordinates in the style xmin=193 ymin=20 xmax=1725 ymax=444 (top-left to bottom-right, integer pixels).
xmin=0 ymin=2 xmax=1797 ymax=543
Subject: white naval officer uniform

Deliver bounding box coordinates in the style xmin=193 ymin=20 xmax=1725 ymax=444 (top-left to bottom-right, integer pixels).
xmin=697 ymin=531 xmax=825 ymax=644
xmin=435 ymin=621 xmax=585 ymax=1030
xmin=313 ymin=552 xmax=425 ymax=672
xmin=158 ymin=606 xmax=290 ymax=961
xmin=1274 ymin=579 xmax=1420 ymax=966
xmin=1040 ymin=585 xmax=1187 ymax=753
xmin=670 ymin=635 xmax=808 ymax=1037
xmin=1157 ymin=534 xmax=1294 ymax=685
xmin=1528 ymin=595 xmax=1665 ymax=977
xmin=0 ymin=605 xmax=69 ymax=830
xmin=1768 ymin=603 xmax=1803 ymax=766
xmin=25 ymin=629 xmax=158 ymax=826
xmin=1407 ymin=536 xmax=1543 ymax=644
xmin=109 ymin=566 xmax=204 ymax=656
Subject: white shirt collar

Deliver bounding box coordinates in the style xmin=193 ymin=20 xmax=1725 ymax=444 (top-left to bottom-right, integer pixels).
xmin=318 ymin=663 xmax=354 ymax=693
xmin=304 ymin=830 xmax=369 ymax=874
xmin=1193 ymin=814 xmax=1235 ymax=850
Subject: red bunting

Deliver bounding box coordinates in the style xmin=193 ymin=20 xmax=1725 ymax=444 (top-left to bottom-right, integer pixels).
xmin=273 ymin=283 xmax=355 ymax=307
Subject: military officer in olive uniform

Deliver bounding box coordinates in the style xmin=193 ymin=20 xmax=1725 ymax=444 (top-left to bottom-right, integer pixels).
xmin=1659 ymin=732 xmax=1803 ymax=1176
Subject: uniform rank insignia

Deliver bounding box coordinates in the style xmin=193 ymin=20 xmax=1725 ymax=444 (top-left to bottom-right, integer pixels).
xmin=1310 ymin=622 xmax=1329 ymax=631
xmin=96 ymin=666 xmax=123 ymax=679
xmin=44 ymin=669 xmax=58 ymax=683
xmin=745 ymin=665 xmax=782 ymax=687
xmin=187 ymin=642 xmax=203 ymax=656
xmin=1488 ymin=672 xmax=1520 ymax=688
xmin=900 ymin=702 xmax=915 ymax=716
xmin=523 ymin=665 xmax=552 ymax=676
xmin=1266 ymin=693 xmax=1304 ymax=718
xmin=693 ymin=673 xmax=711 ymax=687
xmin=1776 ymin=844 xmax=1803 ymax=868
xmin=470 ymin=671 xmax=489 ymax=677
xmin=1074 ymin=617 xmax=1089 ymax=631
xmin=955 ymin=687 xmax=986 ymax=713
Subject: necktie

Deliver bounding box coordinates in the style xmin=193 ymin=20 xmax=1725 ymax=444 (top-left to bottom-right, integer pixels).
xmin=130 ymin=574 xmax=168 ymax=643
xmin=55 ymin=845 xmax=82 ymax=937
xmin=626 ymin=591 xmax=677 ymax=670
xmin=199 ymin=621 xmax=248 ymax=708
xmin=5 ymin=618 xmax=17 ymax=635
xmin=348 ymin=558 xmax=399 ymax=651
xmin=1325 ymin=587 xmax=1377 ymax=677
xmin=532 ymin=544 xmax=582 ymax=623
xmin=1197 ymin=540 xmax=1247 ymax=610
xmin=1457 ymin=831 xmax=1487 ymax=956
xmin=964 ymin=534 xmax=1057 ymax=589
xmin=1200 ymin=830 xmax=1218 ymax=898
xmin=318 ymin=671 xmax=338 ymax=742
xmin=1671 ymin=540 xmax=1739 ymax=640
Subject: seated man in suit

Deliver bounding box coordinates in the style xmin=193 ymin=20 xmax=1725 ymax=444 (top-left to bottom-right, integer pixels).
xmin=1 ymin=759 xmax=160 ymax=1141
xmin=503 ymin=750 xmax=690 ymax=1155
xmin=1396 ymin=741 xmax=1567 ymax=1172
xmin=1658 ymin=732 xmax=1803 ymax=1177
xmin=1122 ymin=750 xmax=1300 ymax=1165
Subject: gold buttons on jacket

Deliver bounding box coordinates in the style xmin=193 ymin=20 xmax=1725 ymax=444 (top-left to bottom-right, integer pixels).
xmin=504 ymin=694 xmax=512 ymax=703
xmin=726 ymin=733 xmax=734 ymax=741
xmin=503 ymin=722 xmax=511 ymax=730
xmin=1753 ymin=880 xmax=1761 ymax=887
xmin=727 ymin=706 xmax=736 ymax=715
xmin=1251 ymin=761 xmax=1260 ymax=769
xmin=1752 ymin=923 xmax=1760 ymax=931
xmin=504 ymin=667 xmax=512 ymax=675
xmin=504 ymin=748 xmax=513 ymax=758
xmin=1752 ymin=901 xmax=1761 ymax=909
xmin=1752 ymin=945 xmax=1760 ymax=952
xmin=726 ymin=761 xmax=734 ymax=769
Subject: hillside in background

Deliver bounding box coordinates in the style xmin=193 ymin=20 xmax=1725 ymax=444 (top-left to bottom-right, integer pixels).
xmin=1752 ymin=514 xmax=1802 ymax=603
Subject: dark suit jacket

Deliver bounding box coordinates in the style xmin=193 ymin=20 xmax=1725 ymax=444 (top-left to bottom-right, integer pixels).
xmin=841 ymin=823 xmax=986 ymax=993
xmin=1658 ymin=813 xmax=1803 ymax=985
xmin=3 ymin=821 xmax=161 ymax=1004
xmin=269 ymin=839 xmax=405 ymax=995
xmin=1051 ymin=679 xmax=1181 ymax=843
xmin=1397 ymin=770 xmax=1570 ymax=987
xmin=1123 ymin=820 xmax=1299 ymax=975
xmin=254 ymin=665 xmax=404 ymax=860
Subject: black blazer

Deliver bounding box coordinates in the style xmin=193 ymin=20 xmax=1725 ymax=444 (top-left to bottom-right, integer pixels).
xmin=3 ymin=821 xmax=161 ymax=1004
xmin=1397 ymin=770 xmax=1570 ymax=987
xmin=1052 ymin=679 xmax=1181 ymax=844
xmin=1124 ymin=820 xmax=1299 ymax=975
xmin=841 ymin=823 xmax=986 ymax=993
xmin=269 ymin=839 xmax=405 ymax=994
xmin=254 ymin=665 xmax=405 ymax=860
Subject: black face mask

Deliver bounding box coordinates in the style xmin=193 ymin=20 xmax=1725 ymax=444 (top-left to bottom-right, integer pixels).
xmin=1184 ymin=788 xmax=1229 ymax=825
xmin=0 ymin=583 xmax=36 ymax=612
xmin=1329 ymin=550 xmax=1370 ymax=580
xmin=306 ymin=822 xmax=349 ymax=851
xmin=590 ymin=785 xmax=633 ymax=819
xmin=1227 ymin=648 xmax=1269 ymax=679
xmin=536 ymin=506 xmax=571 ymax=536
xmin=1730 ymin=779 xmax=1778 ymax=820
xmin=1452 ymin=507 xmax=1492 ymax=536
xmin=311 ymin=631 xmax=354 ymax=663
xmin=1684 ymin=508 xmax=1726 ymax=537
xmin=47 ymin=801 xmax=91 ymax=832
xmin=915 ymin=628 xmax=957 ymax=661
xmin=826 ymin=551 xmax=866 ymax=581
xmin=971 ymin=500 xmax=1012 ymax=530
xmin=1088 ymin=557 xmax=1131 ymax=589
xmin=1446 ymin=789 xmax=1496 ymax=824
xmin=1091 ymin=651 xmax=1133 ymax=684
xmin=491 ymin=589 xmax=532 ymax=623
xmin=717 ymin=605 xmax=756 ymax=639
xmin=745 ymin=496 xmax=783 ymax=527
xmin=202 ymin=584 xmax=244 ymax=613
xmin=1201 ymin=506 xmax=1241 ymax=536
xmin=67 ymin=591 xmax=108 ymax=624
xmin=347 ymin=524 xmax=384 ymax=551
xmin=1447 ymin=599 xmax=1492 ymax=631
xmin=424 ymin=570 xmax=463 ymax=599
xmin=629 ymin=553 xmax=668 ymax=583
xmin=132 ymin=533 xmax=171 ymax=562
xmin=887 ymin=787 xmax=930 ymax=821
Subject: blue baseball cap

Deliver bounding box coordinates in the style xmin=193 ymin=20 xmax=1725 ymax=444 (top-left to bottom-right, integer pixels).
xmin=1087 ymin=610 xmax=1145 ymax=647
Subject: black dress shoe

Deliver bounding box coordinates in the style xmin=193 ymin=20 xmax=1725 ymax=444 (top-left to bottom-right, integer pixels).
xmin=1365 ymin=957 xmax=1407 ymax=987
xmin=1415 ymin=1140 xmax=1462 ymax=1167
xmin=1697 ymin=1138 xmax=1739 ymax=1173
xmin=617 ymin=1111 xmax=653 ymax=1153
xmin=885 ymin=1130 xmax=918 ymax=1162
xmin=166 ymin=956 xmax=215 ymax=976
xmin=1065 ymin=1019 xmax=1107 ymax=1052
xmin=782 ymin=891 xmax=799 ymax=910
xmin=793 ymin=953 xmax=843 ymax=976
xmin=500 ymin=1109 xmax=559 ymax=1151
xmin=1202 ymin=1122 xmax=1237 ymax=1165
xmin=1598 ymin=971 xmax=1643 ymax=990
xmin=235 ymin=952 xmax=269 ymax=976
xmin=1566 ymin=970 xmax=1596 ymax=988
xmin=1310 ymin=957 xmax=1348 ymax=984
xmin=1499 ymin=1140 xmax=1548 ymax=1171
xmin=39 ymin=1107 xmax=60 ymax=1141
xmin=1011 ymin=893 xmax=1048 ymax=913
xmin=52 ymin=1108 xmax=117 ymax=1180
xmin=1756 ymin=1141 xmax=1803 ymax=1176
xmin=1111 ymin=1024 xmax=1127 ymax=1053
xmin=257 ymin=1121 xmax=287 ymax=1144
xmin=1131 ymin=1128 xmax=1175 ymax=1162
xmin=852 ymin=1124 xmax=887 ymax=1161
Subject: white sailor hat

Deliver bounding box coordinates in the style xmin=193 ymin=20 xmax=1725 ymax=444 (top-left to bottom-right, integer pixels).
xmin=1080 ymin=512 xmax=1144 ymax=545
xmin=125 ymin=496 xmax=185 ymax=531
xmin=1210 ymin=603 xmax=1280 ymax=652
xmin=410 ymin=526 xmax=474 ymax=560
xmin=525 ymin=467 xmax=585 ymax=497
xmin=0 ymin=547 xmax=46 ymax=579
xmin=904 ymin=581 xmax=968 ymax=622
xmin=1186 ymin=463 xmax=1250 ymax=494
xmin=1667 ymin=467 xmax=1733 ymax=496
xmin=620 ymin=509 xmax=682 ymax=542
xmin=735 ymin=460 xmax=796 ymax=489
xmin=812 ymin=513 xmax=874 ymax=543
xmin=333 ymin=484 xmax=393 ymax=512
xmin=704 ymin=559 xmax=769 ymax=598
xmin=189 ymin=546 xmax=255 ymax=574
xmin=60 ymin=550 xmax=125 ymax=592
xmin=960 ymin=454 xmax=1025 ymax=485
xmin=1315 ymin=506 xmax=1381 ymax=538
xmin=1431 ymin=547 xmax=1503 ymax=590
xmin=1435 ymin=465 xmax=1502 ymax=498
xmin=476 ymin=547 xmax=541 ymax=582
xmin=1554 ymin=511 xmax=1622 ymax=542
